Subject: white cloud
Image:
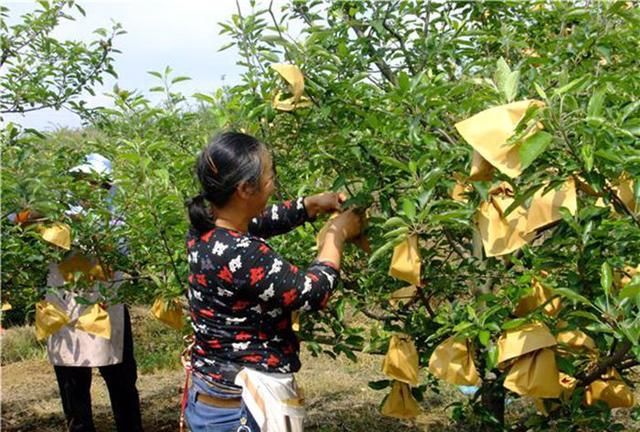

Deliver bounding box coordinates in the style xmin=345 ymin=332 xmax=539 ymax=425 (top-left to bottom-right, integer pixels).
xmin=3 ymin=0 xmax=292 ymax=130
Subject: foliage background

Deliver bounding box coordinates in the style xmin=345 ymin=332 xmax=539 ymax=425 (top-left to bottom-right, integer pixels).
xmin=2 ymin=1 xmax=640 ymax=430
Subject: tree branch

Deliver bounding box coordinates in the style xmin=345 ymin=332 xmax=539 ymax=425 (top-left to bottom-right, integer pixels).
xmin=577 ymin=340 xmax=632 ymax=386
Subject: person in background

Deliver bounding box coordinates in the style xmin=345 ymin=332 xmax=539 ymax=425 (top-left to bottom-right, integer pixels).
xmin=40 ymin=153 xmax=143 ymax=432
xmin=184 ymin=132 xmax=363 ymax=431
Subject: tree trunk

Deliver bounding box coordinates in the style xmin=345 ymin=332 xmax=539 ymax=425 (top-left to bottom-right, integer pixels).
xmin=480 ymin=381 xmax=505 ymax=431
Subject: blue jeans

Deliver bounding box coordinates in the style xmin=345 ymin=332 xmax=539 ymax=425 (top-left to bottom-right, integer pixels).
xmin=185 ymin=374 xmax=260 ymax=432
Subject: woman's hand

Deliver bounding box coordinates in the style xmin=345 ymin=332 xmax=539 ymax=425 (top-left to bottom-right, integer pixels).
xmin=316 ymin=209 xmax=364 ymax=269
xmin=304 ymin=192 xmax=347 ymax=218
xmin=323 ymin=209 xmax=363 ymax=242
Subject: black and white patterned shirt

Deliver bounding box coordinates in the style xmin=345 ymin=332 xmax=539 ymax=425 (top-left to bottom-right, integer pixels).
xmin=186 ymin=197 xmax=339 ymax=386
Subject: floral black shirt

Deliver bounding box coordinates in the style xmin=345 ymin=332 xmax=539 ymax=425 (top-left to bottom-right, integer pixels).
xmin=186 ymin=197 xmax=340 ymax=386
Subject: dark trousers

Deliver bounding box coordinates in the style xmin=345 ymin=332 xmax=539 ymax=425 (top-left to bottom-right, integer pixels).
xmin=53 ymin=307 xmax=143 ymax=432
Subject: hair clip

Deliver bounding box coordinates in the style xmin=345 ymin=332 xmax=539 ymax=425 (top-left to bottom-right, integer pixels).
xmin=204 ymin=152 xmax=219 ymax=175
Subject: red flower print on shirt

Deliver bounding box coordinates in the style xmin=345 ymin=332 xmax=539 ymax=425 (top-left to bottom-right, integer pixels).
xmin=232 ymin=300 xmax=251 ymax=311
xmin=208 ymin=373 xmax=222 ymax=380
xmin=199 ymin=308 xmax=215 ymax=318
xmin=208 ymin=339 xmax=221 ymax=349
xmin=188 ymin=274 xmax=194 ymax=284
xmin=195 ymin=346 xmax=206 ymax=355
xmin=195 ymin=274 xmax=207 ymax=286
xmin=276 ymin=319 xmax=289 ymax=330
xmin=308 ymin=273 xmax=319 ymax=283
xmin=290 ymin=264 xmax=299 ymax=273
xmin=282 ymin=289 xmax=298 ymax=306
xmin=242 ymin=354 xmax=262 ymax=363
xmin=258 ymin=243 xmax=270 ymax=254
xmin=187 ymin=239 xmax=196 ymax=248
xmin=218 ymin=266 xmax=233 ymax=283
xmin=250 ymin=267 xmax=265 ymax=285
xmin=258 ymin=331 xmax=268 ymax=340
xmin=266 ymin=354 xmax=280 ymax=367
xmin=235 ymin=331 xmax=252 ymax=341
xmin=283 ymin=344 xmax=295 ymax=355
xmin=283 ymin=200 xmax=292 ymax=209
xmin=200 ymin=230 xmax=214 ymax=243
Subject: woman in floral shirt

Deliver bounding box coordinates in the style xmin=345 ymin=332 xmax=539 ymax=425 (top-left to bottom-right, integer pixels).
xmin=184 ymin=132 xmax=362 ymax=431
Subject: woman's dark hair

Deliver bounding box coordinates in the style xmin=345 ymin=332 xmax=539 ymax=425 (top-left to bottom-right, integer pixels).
xmin=186 ymin=132 xmax=266 ymax=233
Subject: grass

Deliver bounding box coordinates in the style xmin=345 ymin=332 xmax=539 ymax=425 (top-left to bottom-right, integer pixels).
xmin=129 ymin=305 xmax=184 ymax=373
xmin=1 ymin=306 xmax=184 ymax=373
xmin=1 ymin=307 xmax=639 ymax=431
xmin=1 ymin=324 xmax=47 ymax=364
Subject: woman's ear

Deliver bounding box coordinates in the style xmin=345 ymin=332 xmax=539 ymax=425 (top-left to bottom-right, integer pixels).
xmin=237 ymin=181 xmax=258 ymax=199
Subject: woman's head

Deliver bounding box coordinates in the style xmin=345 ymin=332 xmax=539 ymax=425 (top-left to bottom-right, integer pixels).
xmin=187 ymin=132 xmax=275 ymax=232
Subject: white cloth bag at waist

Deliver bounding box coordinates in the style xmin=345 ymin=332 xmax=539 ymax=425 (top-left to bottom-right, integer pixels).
xmin=234 ymin=368 xmax=305 ymax=432
xmin=45 ymin=262 xmax=125 ymax=367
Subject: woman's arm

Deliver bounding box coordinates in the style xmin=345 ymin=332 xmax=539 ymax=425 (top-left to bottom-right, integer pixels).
xmin=247 ymin=197 xmax=309 ymax=239
xmin=242 ymin=239 xmax=341 ymax=312
xmin=248 ymin=192 xmax=344 ymax=239
xmin=243 ymin=209 xmax=361 ymax=312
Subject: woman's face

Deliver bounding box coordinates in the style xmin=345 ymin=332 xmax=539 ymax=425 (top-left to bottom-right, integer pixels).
xmin=251 ymin=149 xmax=276 ymax=214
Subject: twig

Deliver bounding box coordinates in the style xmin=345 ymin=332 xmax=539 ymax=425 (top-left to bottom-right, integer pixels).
xmin=577 ymin=340 xmax=632 ymax=386
xmin=381 ymin=2 xmax=416 ymax=75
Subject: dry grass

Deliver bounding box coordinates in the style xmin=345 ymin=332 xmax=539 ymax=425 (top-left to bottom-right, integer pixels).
xmin=1 ymin=307 xmax=638 ymax=431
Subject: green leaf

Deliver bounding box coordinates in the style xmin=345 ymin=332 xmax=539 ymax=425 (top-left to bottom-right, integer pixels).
xmin=383 ymin=226 xmax=409 ymax=239
xmin=533 ymin=82 xmax=548 ymax=101
xmin=587 ymin=87 xmax=606 ymax=118
xmin=619 ymin=281 xmax=640 ymax=300
xmin=494 ymin=57 xmax=519 ymax=102
xmin=518 ymin=131 xmax=553 ymax=171
xmin=398 ymin=71 xmax=410 ymax=92
xmin=382 ymin=217 xmax=408 ymax=229
xmin=553 ymin=76 xmax=590 ymax=97
xmin=401 ymin=198 xmax=416 ymax=219
xmin=601 ymin=262 xmax=612 ymax=296
xmin=503 ymin=182 xmax=544 ymax=217
xmin=567 ymin=310 xmax=602 ymax=323
xmin=554 ymin=288 xmax=592 ymax=306
xmin=485 ymin=344 xmax=499 ymax=370
xmin=368 ymin=239 xmax=400 ymax=265
xmin=171 ymin=76 xmax=191 ymax=84
xmin=368 ymin=379 xmax=391 ymax=390
xmin=502 ymin=318 xmax=528 ymax=330
xmin=478 ymin=330 xmax=491 ymax=347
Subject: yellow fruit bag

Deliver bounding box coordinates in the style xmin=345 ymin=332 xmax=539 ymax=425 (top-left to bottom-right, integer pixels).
xmin=455 ymin=100 xmax=545 ymax=178
xmin=514 ymin=277 xmax=561 ymax=317
xmin=151 ymin=297 xmax=184 ymax=330
xmin=388 ymin=235 xmax=421 ymax=286
xmin=388 ymin=285 xmax=418 ymax=309
xmin=35 ymin=300 xmax=70 ymax=340
xmin=382 ymin=334 xmax=420 ymax=386
xmin=586 ymin=369 xmax=634 ymax=408
xmin=380 ymin=381 xmax=421 ymax=419
xmin=75 ymin=303 xmax=111 ymax=339
xmin=504 ymin=348 xmax=563 ymax=398
xmin=271 ymin=64 xmax=312 ymax=111
xmin=526 ymin=178 xmax=577 ymax=233
xmin=38 ymin=223 xmax=72 ymax=250
xmin=428 ymin=336 xmax=481 ymax=386
xmin=497 ymin=321 xmax=556 ymax=364
xmin=477 ymin=184 xmax=531 ymax=257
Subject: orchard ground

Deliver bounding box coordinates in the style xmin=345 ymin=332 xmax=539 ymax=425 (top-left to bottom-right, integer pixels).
xmin=1 ymin=307 xmax=638 ymax=432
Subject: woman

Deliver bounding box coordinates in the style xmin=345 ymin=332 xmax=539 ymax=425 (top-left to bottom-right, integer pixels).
xmin=12 ymin=153 xmax=143 ymax=432
xmin=184 ymin=132 xmax=362 ymax=431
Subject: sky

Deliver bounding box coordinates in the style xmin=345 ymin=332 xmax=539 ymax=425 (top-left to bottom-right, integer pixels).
xmin=2 ymin=0 xmax=290 ymax=130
